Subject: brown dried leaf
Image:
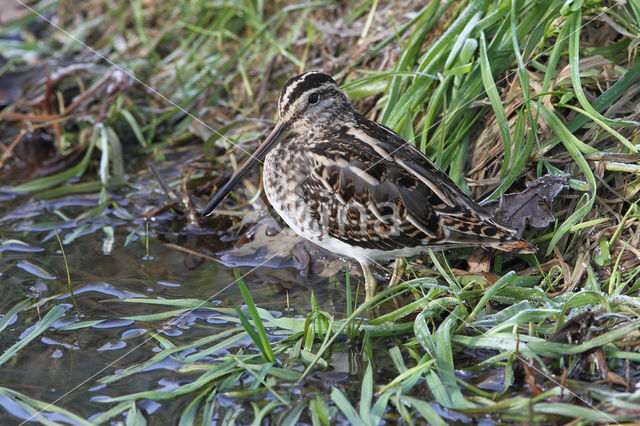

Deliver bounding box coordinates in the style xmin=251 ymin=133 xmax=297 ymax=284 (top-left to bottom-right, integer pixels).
xmin=467 ymin=248 xmax=491 ymax=274
xmin=547 ymin=310 xmax=596 ymax=344
xmin=484 ymin=174 xmax=569 ymax=236
xmin=522 ymin=360 xmax=546 ymax=396
xmin=555 ymin=55 xmax=613 ymax=86
xmin=219 ymin=216 xmax=344 ymax=277
xmin=605 ymin=371 xmax=628 ymax=387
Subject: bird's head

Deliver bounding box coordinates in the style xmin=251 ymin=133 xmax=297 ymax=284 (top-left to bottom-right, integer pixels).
xmin=277 ymin=71 xmax=351 ymax=128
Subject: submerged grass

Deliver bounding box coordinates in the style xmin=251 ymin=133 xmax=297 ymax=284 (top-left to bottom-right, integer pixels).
xmin=1 ymin=0 xmax=640 ymax=424
xmin=30 ymin=270 xmax=640 ymax=423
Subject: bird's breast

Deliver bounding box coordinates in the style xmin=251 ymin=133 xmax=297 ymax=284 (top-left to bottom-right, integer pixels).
xmin=263 ymin=141 xmax=323 ymax=243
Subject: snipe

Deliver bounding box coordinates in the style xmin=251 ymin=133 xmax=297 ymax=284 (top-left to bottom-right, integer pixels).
xmin=202 ymin=72 xmax=535 ymax=301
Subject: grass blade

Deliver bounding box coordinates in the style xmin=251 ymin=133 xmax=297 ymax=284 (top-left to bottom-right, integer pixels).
xmin=402 ymin=395 xmax=447 ymax=426
xmin=232 ymin=302 xmax=268 ymax=361
xmin=567 ymin=10 xmax=638 ymax=127
xmin=0 ymin=306 xmax=65 ymax=366
xmin=538 ymin=104 xmax=596 ymax=254
xmin=9 ymin=142 xmax=95 ymax=193
xmin=479 ymin=30 xmax=511 ymax=176
xmin=0 ymin=386 xmax=93 ymax=425
xmin=359 ymin=362 xmax=373 ymax=423
xmin=331 ymin=387 xmax=365 ymax=426
xmin=0 ymin=299 xmax=31 ymax=333
xmin=234 ymin=270 xmax=275 ymax=362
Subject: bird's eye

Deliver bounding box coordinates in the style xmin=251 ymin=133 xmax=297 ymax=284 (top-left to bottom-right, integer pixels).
xmin=308 ymin=93 xmax=319 ymax=104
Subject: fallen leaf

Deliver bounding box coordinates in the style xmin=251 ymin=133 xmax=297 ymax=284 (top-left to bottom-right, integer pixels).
xmin=219 ymin=216 xmax=344 ymax=278
xmin=605 ymin=371 xmax=628 ymax=388
xmin=484 ymin=174 xmax=569 ymax=236
xmin=547 ymin=310 xmax=596 ymax=344
xmin=467 ymin=248 xmax=491 ymax=274
xmin=522 ymin=360 xmax=545 ymax=396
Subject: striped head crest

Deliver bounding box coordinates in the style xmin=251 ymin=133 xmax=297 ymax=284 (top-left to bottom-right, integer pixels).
xmin=277 ymin=72 xmax=347 ymax=124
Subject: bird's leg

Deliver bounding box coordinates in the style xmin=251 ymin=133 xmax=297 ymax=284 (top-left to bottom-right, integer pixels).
xmin=359 ymin=261 xmax=377 ymax=302
xmin=387 ymin=257 xmax=407 ymax=289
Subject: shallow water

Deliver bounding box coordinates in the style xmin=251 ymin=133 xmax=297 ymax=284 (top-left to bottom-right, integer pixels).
xmin=0 ymin=150 xmax=374 ymax=424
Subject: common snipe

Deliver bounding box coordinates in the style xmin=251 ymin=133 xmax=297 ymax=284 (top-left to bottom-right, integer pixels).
xmin=202 ymin=72 xmax=536 ymax=301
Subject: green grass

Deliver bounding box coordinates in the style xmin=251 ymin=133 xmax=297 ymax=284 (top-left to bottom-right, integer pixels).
xmin=1 ymin=0 xmax=640 ymax=423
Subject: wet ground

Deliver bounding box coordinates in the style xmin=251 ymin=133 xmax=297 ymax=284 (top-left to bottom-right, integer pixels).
xmin=0 ymin=145 xmax=375 ymax=423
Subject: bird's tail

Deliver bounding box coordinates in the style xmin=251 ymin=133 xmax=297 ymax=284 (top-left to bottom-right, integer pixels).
xmin=489 ymin=239 xmax=537 ymax=254
xmin=440 ymin=215 xmax=537 ymax=254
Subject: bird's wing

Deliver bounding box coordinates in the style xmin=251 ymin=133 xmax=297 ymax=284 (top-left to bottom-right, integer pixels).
xmin=346 ymin=114 xmax=495 ymax=217
xmin=302 ymin=137 xmax=443 ymax=252
xmin=299 ymin=117 xmax=534 ymax=253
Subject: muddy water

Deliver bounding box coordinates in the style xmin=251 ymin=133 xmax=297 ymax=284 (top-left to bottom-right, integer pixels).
xmin=0 ymin=153 xmax=366 ymax=424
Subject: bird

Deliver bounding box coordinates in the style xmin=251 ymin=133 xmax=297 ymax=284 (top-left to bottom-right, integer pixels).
xmin=202 ymin=71 xmax=536 ymax=302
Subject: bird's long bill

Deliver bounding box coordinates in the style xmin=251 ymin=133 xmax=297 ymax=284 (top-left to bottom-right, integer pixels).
xmin=201 ymin=121 xmax=287 ymax=216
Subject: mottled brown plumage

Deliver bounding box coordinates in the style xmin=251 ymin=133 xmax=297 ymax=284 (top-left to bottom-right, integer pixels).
xmin=203 ymin=72 xmax=536 ymax=301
